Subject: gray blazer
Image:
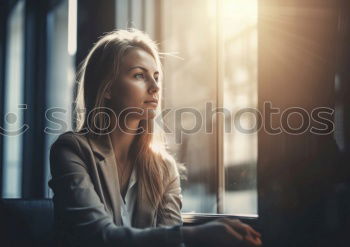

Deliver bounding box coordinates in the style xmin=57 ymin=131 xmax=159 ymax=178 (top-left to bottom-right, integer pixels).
xmin=48 ymin=131 xmax=184 ymax=247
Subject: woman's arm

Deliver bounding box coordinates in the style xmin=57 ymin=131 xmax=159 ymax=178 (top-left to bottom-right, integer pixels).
xmin=49 ymin=133 xmax=184 ymax=247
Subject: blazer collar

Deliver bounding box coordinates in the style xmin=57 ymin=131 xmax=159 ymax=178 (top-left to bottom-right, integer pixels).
xmin=87 ymin=133 xmax=156 ymax=228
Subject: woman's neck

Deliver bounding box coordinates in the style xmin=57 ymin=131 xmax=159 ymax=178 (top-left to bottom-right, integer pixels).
xmin=109 ymin=117 xmax=140 ymax=164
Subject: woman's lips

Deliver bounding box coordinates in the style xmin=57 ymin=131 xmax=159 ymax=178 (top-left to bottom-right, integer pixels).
xmin=144 ymin=101 xmax=158 ymax=107
xmin=144 ymin=99 xmax=158 ymax=108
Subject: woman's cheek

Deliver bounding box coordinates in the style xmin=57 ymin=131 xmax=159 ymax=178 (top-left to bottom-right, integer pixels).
xmin=113 ymin=78 xmax=147 ymax=108
xmin=129 ymin=84 xmax=147 ymax=106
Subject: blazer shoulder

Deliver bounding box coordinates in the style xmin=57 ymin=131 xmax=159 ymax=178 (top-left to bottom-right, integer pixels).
xmin=51 ymin=131 xmax=89 ymax=148
xmin=50 ymin=131 xmax=92 ymax=159
xmin=49 ymin=131 xmax=94 ymax=173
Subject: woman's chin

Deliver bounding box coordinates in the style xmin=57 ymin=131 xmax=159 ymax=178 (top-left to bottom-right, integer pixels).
xmin=132 ymin=107 xmax=157 ymax=121
xmin=143 ymin=108 xmax=157 ymax=119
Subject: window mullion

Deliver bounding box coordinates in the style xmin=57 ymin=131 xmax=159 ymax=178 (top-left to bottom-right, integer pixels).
xmin=216 ymin=0 xmax=225 ymax=214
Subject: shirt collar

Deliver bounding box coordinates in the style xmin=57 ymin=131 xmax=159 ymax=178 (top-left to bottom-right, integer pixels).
xmin=128 ymin=164 xmax=137 ymax=190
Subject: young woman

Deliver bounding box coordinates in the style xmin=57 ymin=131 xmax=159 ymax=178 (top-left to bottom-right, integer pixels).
xmin=48 ymin=29 xmax=262 ymax=247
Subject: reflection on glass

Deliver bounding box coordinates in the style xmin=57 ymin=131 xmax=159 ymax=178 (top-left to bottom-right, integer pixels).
xmin=2 ymin=0 xmax=25 ymax=198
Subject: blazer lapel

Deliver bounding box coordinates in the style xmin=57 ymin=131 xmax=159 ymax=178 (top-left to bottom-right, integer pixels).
xmin=88 ymin=134 xmax=122 ymax=225
xmin=87 ymin=133 xmax=156 ymax=228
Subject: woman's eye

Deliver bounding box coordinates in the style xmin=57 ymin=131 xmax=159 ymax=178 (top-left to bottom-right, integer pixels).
xmin=134 ymin=73 xmax=144 ymax=79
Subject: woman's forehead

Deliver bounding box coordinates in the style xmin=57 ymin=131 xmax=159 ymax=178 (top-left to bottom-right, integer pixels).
xmin=121 ymin=48 xmax=158 ymax=71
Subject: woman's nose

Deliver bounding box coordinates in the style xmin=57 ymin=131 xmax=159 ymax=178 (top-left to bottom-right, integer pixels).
xmin=148 ymin=78 xmax=160 ymax=94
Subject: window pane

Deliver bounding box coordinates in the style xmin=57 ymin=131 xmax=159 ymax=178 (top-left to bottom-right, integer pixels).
xmin=2 ymin=0 xmax=25 ymax=198
xmin=161 ymin=0 xmax=218 ymax=213
xmin=161 ymin=0 xmax=258 ymax=214
xmin=115 ymin=0 xmax=129 ymax=29
xmin=45 ymin=0 xmax=75 ymax=198
xmin=223 ymin=0 xmax=258 ymax=215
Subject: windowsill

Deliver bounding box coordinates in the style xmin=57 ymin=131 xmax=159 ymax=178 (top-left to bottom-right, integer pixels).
xmin=181 ymin=212 xmax=259 ymax=226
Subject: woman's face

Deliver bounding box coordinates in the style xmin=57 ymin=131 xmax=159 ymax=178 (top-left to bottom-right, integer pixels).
xmin=106 ymin=48 xmax=160 ymax=121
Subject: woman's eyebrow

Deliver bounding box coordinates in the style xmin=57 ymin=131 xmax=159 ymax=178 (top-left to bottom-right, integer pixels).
xmin=127 ymin=66 xmax=159 ymax=74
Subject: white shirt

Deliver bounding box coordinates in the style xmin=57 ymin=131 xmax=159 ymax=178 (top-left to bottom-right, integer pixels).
xmin=119 ymin=165 xmax=137 ymax=227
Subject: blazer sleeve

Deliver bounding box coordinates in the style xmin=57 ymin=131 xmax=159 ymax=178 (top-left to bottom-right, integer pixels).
xmin=48 ymin=133 xmax=184 ymax=247
xmin=156 ymin=157 xmax=184 ymax=227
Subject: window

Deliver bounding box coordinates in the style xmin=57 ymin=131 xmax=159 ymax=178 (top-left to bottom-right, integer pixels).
xmin=2 ymin=0 xmax=25 ymax=198
xmin=44 ymin=0 xmax=76 ymax=197
xmin=117 ymin=0 xmax=258 ymax=216
xmin=221 ymin=0 xmax=258 ymax=215
xmin=160 ymin=0 xmax=258 ymax=216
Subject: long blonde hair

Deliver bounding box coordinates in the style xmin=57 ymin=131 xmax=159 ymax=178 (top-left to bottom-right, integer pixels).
xmin=73 ymin=29 xmax=185 ymax=218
